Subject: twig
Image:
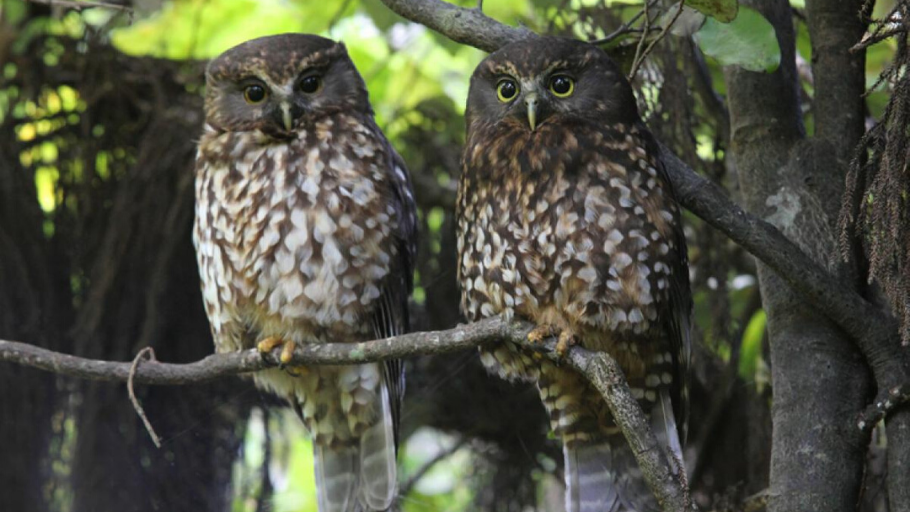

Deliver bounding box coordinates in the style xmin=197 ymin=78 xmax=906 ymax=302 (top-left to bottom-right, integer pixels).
xmin=0 ymin=314 xmax=691 ymax=511
xmin=128 ymin=347 xmax=162 ymax=448
xmin=629 ymin=0 xmax=686 ymax=80
xmin=588 ymin=0 xmax=656 ymax=46
xmin=850 ymin=27 xmax=908 ymax=52
xmin=858 ymin=383 xmax=910 ymax=432
xmin=629 ymin=0 xmax=652 ymax=80
xmin=27 ymin=0 xmax=132 ymax=12
xmin=400 ymin=437 xmax=469 ymax=496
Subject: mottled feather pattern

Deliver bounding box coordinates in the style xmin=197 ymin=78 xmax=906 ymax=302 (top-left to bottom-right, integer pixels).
xmin=195 ymin=111 xmax=408 ymax=446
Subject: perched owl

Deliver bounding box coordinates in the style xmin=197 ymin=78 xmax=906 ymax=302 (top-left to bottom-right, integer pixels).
xmin=457 ymin=37 xmax=691 ymax=512
xmin=193 ymin=34 xmax=416 ymax=512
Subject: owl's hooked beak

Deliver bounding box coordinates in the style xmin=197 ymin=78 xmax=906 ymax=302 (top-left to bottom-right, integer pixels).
xmin=271 ymin=101 xmax=305 ymax=135
xmin=525 ymin=92 xmax=539 ymax=131
xmin=280 ymin=102 xmax=294 ymax=132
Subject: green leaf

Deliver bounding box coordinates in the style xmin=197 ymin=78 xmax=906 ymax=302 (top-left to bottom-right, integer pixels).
xmin=111 ymin=0 xmax=352 ymax=59
xmin=738 ymin=309 xmax=766 ymax=380
xmin=686 ymin=0 xmax=738 ymax=23
xmin=694 ymin=6 xmax=780 ymax=73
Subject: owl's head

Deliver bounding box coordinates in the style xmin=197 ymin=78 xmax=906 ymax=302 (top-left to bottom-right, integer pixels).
xmin=203 ymin=34 xmax=370 ymax=137
xmin=466 ymin=37 xmax=639 ymax=134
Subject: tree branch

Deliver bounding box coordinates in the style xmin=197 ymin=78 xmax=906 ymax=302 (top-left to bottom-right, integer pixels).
xmin=0 ymin=318 xmax=510 ymax=384
xmin=0 ymin=314 xmax=691 ymax=512
xmin=378 ymin=0 xmax=534 ymax=52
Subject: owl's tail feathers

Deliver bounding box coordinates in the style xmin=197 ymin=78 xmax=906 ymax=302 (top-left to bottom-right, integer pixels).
xmin=563 ymin=438 xmax=622 ymax=512
xmin=314 ymin=444 xmax=359 ymax=512
xmin=357 ymin=378 xmax=398 ymax=510
xmin=564 ymin=388 xmax=686 ymax=512
xmin=313 ymin=377 xmax=398 ymax=512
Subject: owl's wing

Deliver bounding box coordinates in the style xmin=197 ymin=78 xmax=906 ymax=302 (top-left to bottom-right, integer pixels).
xmin=647 ymin=134 xmax=693 ymax=450
xmin=665 ymin=203 xmax=691 ymax=449
xmin=373 ymin=149 xmax=416 ymax=442
xmin=356 ymin=145 xmax=416 ymax=510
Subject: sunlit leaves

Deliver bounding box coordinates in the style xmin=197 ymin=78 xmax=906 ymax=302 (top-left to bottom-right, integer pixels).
xmin=686 ymin=0 xmax=738 ymax=23
xmin=694 ymin=6 xmax=780 ymax=73
xmin=112 ymin=0 xmax=354 ymax=59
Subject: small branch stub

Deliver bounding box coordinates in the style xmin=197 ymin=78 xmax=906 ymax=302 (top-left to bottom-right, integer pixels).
xmin=128 ymin=347 xmax=162 ymax=448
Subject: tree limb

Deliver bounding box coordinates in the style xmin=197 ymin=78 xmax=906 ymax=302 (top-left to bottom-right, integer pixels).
xmin=0 ymin=314 xmax=691 ymax=512
xmin=0 ymin=317 xmax=511 ymax=384
xmin=378 ymin=0 xmax=534 ymax=52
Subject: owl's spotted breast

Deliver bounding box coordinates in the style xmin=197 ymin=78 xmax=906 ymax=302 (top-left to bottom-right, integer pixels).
xmin=194 ymin=112 xmax=402 ymax=350
xmin=458 ymin=121 xmax=682 ymax=347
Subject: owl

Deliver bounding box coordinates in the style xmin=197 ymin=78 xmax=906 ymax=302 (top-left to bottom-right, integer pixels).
xmin=457 ymin=37 xmax=691 ymax=512
xmin=193 ymin=34 xmax=416 ymax=512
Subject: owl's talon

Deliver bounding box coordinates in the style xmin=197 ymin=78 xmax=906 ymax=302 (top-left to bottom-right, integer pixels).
xmin=280 ymin=340 xmax=298 ymax=365
xmin=555 ymin=331 xmax=577 ymax=360
xmin=257 ymin=336 xmax=284 ymax=355
xmin=528 ymin=324 xmax=559 ymax=344
xmin=256 ymin=337 xmax=298 ymax=368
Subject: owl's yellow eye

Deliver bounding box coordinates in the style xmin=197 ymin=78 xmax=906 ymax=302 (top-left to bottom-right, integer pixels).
xmin=497 ymin=79 xmax=519 ymax=102
xmin=299 ymin=75 xmax=322 ymax=94
xmin=549 ymin=75 xmax=575 ymax=98
xmin=243 ymin=84 xmax=267 ymax=104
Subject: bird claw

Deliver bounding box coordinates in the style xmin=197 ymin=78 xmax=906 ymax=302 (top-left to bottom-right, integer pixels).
xmin=527 ymin=324 xmax=558 ymax=344
xmin=527 ymin=325 xmax=576 ymax=363
xmin=555 ymin=331 xmax=577 ymax=359
xmin=256 ymin=337 xmax=302 ymax=371
xmin=257 ymin=336 xmax=284 ymax=356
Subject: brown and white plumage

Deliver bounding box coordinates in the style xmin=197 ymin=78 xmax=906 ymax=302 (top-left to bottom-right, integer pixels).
xmin=457 ymin=37 xmax=691 ymax=511
xmin=193 ymin=34 xmax=415 ymax=512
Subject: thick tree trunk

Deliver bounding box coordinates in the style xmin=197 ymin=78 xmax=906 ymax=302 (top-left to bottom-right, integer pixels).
xmin=725 ymin=1 xmax=873 ymax=511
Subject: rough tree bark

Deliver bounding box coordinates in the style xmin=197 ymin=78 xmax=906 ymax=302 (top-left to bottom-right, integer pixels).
xmin=724 ymin=1 xmax=871 ymax=511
